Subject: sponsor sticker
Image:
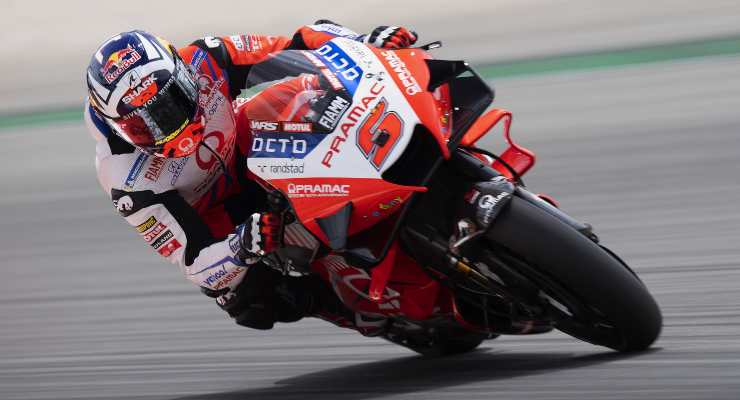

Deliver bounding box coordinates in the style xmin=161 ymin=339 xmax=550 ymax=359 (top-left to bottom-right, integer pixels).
xmin=135 ymin=216 xmax=157 ymax=233
xmin=316 ymin=94 xmax=350 ymax=131
xmin=168 ymin=156 xmax=188 ymax=186
xmin=250 ymin=132 xmax=327 ymax=159
xmin=287 ymin=183 xmax=349 ymax=198
xmin=157 ymin=239 xmax=181 ymax=257
xmin=242 ymin=35 xmax=261 ymax=52
xmin=201 ymin=36 xmax=221 ymax=49
xmin=201 ymin=265 xmax=246 ymax=289
xmin=228 ymin=235 xmax=241 ymax=254
xmin=151 ymin=230 xmax=174 ymax=250
xmin=113 ymin=195 xmax=134 ymax=212
xmin=230 ymin=35 xmax=245 ymax=51
xmin=144 ymin=157 xmax=166 ymax=182
xmin=124 ymin=153 xmax=149 ymax=190
xmin=281 ymin=122 xmax=313 ymax=133
xmin=478 ymin=193 xmax=508 ymax=209
xmin=308 ymin=24 xmax=360 ymax=40
xmin=378 ymin=196 xmax=403 ymax=210
xmin=314 ymin=42 xmax=363 ymax=95
xmin=302 ymin=51 xmax=325 ymax=68
xmin=380 ymin=50 xmax=422 ymax=96
xmin=122 ymin=75 xmax=158 ymax=106
xmin=213 ymin=267 xmax=244 ymax=289
xmin=257 ymin=161 xmax=305 ymax=175
xmin=143 ymin=223 xmax=167 ymax=242
xmin=250 ymin=120 xmax=279 ymax=131
xmin=190 ymin=48 xmax=207 ymax=69
xmin=196 ymin=75 xmax=226 ymax=121
xmin=322 ymin=82 xmax=385 ymax=167
xmin=477 ymin=192 xmax=510 ymax=225
xmin=252 ymin=121 xmax=313 ymax=133
xmin=321 ymin=69 xmax=344 ymax=91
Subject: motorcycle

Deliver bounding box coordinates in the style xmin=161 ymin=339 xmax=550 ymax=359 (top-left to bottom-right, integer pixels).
xmin=242 ymin=38 xmax=662 ymax=355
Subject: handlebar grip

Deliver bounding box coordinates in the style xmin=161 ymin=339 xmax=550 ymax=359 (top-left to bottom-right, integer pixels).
xmin=266 ymin=190 xmax=290 ymax=248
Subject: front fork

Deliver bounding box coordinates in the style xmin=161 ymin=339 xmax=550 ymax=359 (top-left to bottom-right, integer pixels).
xmin=396 ymin=150 xmax=602 ymax=334
xmin=453 ymin=149 xmax=598 ymax=242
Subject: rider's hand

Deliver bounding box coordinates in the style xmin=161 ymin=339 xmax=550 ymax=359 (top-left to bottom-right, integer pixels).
xmin=209 ymin=265 xmax=279 ymax=330
xmin=235 ymin=212 xmax=282 ymax=264
xmin=362 ymin=26 xmax=418 ymax=49
xmin=202 ymin=264 xmax=316 ymax=330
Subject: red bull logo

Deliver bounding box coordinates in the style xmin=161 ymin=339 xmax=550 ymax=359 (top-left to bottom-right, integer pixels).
xmin=101 ymin=45 xmax=142 ymax=84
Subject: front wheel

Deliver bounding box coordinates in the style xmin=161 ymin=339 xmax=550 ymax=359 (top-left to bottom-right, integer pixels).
xmin=484 ymin=197 xmax=662 ymax=351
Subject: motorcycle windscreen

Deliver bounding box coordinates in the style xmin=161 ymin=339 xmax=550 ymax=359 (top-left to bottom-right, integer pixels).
xmin=243 ymin=50 xmax=346 ymax=124
xmin=244 ymin=49 xmax=364 ymax=179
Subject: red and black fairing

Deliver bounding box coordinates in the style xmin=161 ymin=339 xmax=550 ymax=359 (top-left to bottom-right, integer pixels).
xmin=242 ymin=40 xmax=553 ymax=334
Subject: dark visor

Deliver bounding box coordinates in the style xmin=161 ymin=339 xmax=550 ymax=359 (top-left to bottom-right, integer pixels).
xmin=107 ymin=58 xmax=199 ymax=153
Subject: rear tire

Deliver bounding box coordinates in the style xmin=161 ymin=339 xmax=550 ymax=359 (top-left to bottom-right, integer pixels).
xmin=485 ymin=197 xmax=662 ymax=351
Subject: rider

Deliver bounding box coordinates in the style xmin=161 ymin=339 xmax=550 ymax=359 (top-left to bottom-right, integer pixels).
xmin=85 ymin=22 xmax=418 ymax=331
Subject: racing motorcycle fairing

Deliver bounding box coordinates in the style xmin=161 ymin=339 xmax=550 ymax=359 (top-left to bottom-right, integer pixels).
xmin=242 ymin=37 xmax=534 ymax=331
xmin=460 ymin=108 xmax=536 ymax=180
xmin=244 ymin=38 xmax=453 ymax=244
xmin=236 ymin=39 xmax=661 ymax=353
xmin=312 ymin=244 xmax=442 ymax=320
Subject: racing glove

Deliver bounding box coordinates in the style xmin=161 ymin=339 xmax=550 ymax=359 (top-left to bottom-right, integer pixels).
xmin=362 ymin=26 xmax=418 ymax=49
xmin=234 ymin=212 xmax=282 ymax=264
xmin=203 ymin=264 xmax=318 ymax=330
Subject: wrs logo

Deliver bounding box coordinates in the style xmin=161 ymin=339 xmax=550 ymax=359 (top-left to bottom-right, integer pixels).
xmin=250 ymin=120 xmax=279 ymax=131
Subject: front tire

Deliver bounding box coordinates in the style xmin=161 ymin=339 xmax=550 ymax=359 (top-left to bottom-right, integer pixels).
xmin=485 ymin=197 xmax=662 ymax=351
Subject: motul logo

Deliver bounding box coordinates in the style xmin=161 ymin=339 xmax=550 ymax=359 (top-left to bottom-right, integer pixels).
xmin=282 ymin=122 xmax=312 ymax=132
xmin=250 ymin=120 xmax=279 ymax=131
xmin=143 ymin=223 xmax=167 ymax=242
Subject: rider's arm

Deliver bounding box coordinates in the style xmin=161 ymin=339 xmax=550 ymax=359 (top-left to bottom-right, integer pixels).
xmin=287 ymin=20 xmax=364 ymax=50
xmin=108 ymin=188 xmax=249 ymax=292
xmin=196 ymin=20 xmax=361 ymax=66
xmin=183 ymin=20 xmax=363 ymax=99
xmin=84 ymin=101 xmax=250 ymax=293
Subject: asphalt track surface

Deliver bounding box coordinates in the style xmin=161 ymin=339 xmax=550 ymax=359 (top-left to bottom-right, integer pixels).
xmin=2 ymin=55 xmax=740 ymax=399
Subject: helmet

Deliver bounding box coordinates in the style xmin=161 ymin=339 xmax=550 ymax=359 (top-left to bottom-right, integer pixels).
xmin=87 ymin=30 xmax=203 ymax=157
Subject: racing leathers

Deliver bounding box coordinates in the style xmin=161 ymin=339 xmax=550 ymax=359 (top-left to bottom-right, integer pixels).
xmin=84 ymin=22 xmax=415 ymax=328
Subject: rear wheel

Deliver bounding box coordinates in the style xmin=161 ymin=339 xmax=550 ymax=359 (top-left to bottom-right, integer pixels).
xmin=484 ymin=197 xmax=662 ymax=351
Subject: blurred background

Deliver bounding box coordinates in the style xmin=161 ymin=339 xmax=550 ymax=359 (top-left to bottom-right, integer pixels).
xmin=1 ymin=1 xmax=740 ymax=399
